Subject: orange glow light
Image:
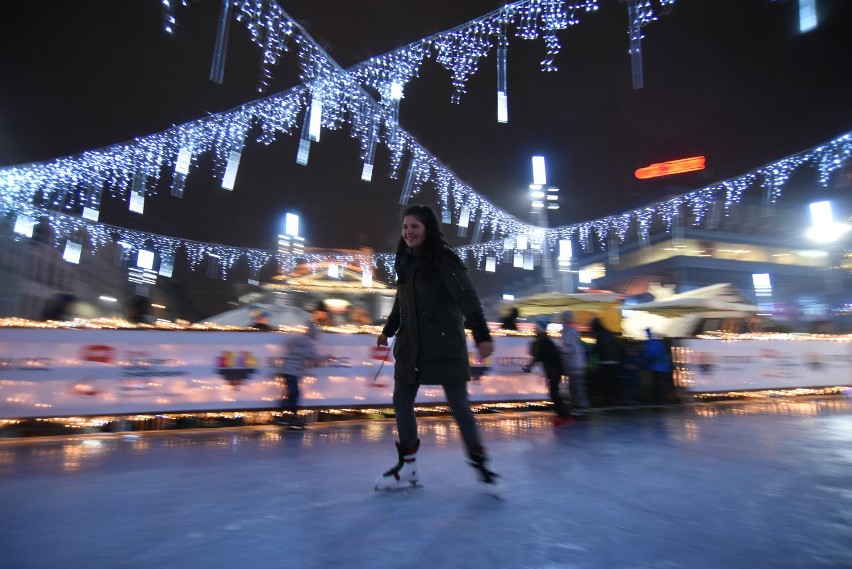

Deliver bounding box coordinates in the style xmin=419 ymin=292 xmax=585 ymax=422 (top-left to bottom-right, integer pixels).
xmin=635 ymin=156 xmax=706 ymax=179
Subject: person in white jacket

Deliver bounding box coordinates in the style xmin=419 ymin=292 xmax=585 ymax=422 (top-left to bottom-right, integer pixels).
xmin=559 ymin=311 xmax=591 ymax=420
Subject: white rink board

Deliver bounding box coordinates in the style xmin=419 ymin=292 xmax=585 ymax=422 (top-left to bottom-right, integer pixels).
xmin=0 ymin=329 xmax=546 ymax=418
xmin=676 ymin=338 xmax=852 ymax=392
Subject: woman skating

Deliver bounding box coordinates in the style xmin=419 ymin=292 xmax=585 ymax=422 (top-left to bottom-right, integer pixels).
xmin=375 ymin=204 xmax=500 ymax=494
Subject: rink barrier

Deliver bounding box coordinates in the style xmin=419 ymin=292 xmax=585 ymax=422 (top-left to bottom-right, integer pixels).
xmin=0 ymin=328 xmax=546 ymax=419
xmin=671 ymin=337 xmax=851 ymax=393
xmin=0 ymin=329 xmax=849 ymax=420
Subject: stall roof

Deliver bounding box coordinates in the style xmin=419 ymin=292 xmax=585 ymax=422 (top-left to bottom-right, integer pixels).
xmin=498 ymin=291 xmax=623 ymax=318
xmin=197 ymin=303 xmax=310 ymax=328
xmin=264 ymin=262 xmax=394 ymax=295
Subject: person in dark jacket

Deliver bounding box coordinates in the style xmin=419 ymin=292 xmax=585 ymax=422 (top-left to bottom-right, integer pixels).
xmin=591 ymin=317 xmax=623 ymax=405
xmin=41 ymin=293 xmax=75 ymax=321
xmin=641 ymin=327 xmax=674 ymax=403
xmin=249 ymin=309 xmax=274 ymax=331
xmin=500 ymin=307 xmax=519 ymax=330
xmin=526 ymin=318 xmax=572 ymax=424
xmin=375 ymin=204 xmax=500 ymax=494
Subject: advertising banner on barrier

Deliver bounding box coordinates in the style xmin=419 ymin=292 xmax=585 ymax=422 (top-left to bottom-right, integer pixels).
xmin=0 ymin=329 xmax=545 ymax=418
xmin=676 ymin=338 xmax=852 ymax=392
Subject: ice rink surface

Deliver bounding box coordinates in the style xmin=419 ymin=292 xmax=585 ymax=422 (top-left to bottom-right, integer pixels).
xmin=2 ymin=396 xmax=851 ymax=569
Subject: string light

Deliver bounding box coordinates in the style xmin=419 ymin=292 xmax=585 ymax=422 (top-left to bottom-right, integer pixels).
xmin=0 ymin=0 xmax=664 ymax=268
xmin=5 ymin=132 xmax=847 ymax=280
xmin=1 ymin=1 xmax=848 ymax=283
xmin=625 ymin=0 xmax=675 ymax=89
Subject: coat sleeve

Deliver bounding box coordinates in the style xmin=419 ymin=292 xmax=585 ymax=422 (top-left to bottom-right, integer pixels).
xmin=438 ymin=254 xmax=492 ymax=344
xmin=382 ymin=296 xmax=401 ymax=338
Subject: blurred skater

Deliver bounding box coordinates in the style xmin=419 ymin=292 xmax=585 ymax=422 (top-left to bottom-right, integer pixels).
xmin=526 ymin=318 xmax=572 ymax=425
xmin=276 ymin=322 xmax=321 ymax=430
xmin=250 ymin=309 xmax=274 ymax=331
xmin=41 ymin=293 xmax=75 ymax=321
xmin=559 ymin=311 xmax=591 ymax=420
xmin=591 ymin=317 xmax=623 ymax=406
xmin=127 ymin=295 xmax=153 ymax=324
xmin=312 ymin=300 xmax=333 ymax=326
xmin=500 ymin=307 xmax=519 ymax=330
xmin=375 ymin=204 xmax=500 ymax=494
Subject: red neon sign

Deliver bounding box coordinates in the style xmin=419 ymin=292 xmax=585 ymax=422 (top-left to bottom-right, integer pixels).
xmin=635 ymin=156 xmax=706 ymax=179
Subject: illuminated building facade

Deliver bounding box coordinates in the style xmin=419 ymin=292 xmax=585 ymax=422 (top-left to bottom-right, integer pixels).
xmin=576 ymin=201 xmax=850 ymax=328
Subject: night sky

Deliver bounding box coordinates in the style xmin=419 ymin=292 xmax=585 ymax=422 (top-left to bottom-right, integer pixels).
xmin=1 ymin=0 xmax=851 ymax=258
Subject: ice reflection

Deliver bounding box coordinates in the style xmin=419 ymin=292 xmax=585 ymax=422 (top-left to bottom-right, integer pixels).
xmin=62 ymin=439 xmax=108 ymax=472
xmin=0 ymin=396 xmax=849 ymax=476
xmin=363 ymin=421 xmax=387 ymax=443
xmin=681 ymin=418 xmax=700 ymax=442
xmin=692 ymin=396 xmax=852 ymax=419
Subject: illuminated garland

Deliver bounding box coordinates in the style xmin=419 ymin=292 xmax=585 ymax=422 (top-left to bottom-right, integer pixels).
xmin=0 ymin=1 xmax=671 ymax=245
xmin=1 ymin=1 xmax=849 ymax=281
xmin=7 ymin=131 xmax=846 ymax=280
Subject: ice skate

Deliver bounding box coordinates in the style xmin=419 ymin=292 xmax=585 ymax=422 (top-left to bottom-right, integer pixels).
xmin=275 ymin=411 xmax=305 ymax=429
xmin=552 ymin=415 xmax=575 ymax=427
xmin=375 ymin=440 xmax=421 ymax=491
xmin=569 ymin=407 xmax=591 ymax=421
xmin=468 ymin=447 xmax=505 ymax=500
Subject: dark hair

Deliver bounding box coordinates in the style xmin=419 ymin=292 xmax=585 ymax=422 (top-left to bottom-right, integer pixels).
xmin=395 ymin=204 xmax=462 ymax=281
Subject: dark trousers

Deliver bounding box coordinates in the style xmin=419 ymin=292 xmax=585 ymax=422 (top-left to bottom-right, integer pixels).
xmin=546 ymin=368 xmax=571 ymax=417
xmin=393 ymin=379 xmax=482 ymax=454
xmin=599 ymin=363 xmax=623 ymax=405
xmin=281 ymin=374 xmax=300 ymax=413
xmin=651 ymin=371 xmax=674 ymax=403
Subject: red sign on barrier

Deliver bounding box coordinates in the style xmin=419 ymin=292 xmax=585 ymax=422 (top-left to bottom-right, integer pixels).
xmin=369 ymin=345 xmax=393 ymax=362
xmin=81 ymin=344 xmax=115 ymax=364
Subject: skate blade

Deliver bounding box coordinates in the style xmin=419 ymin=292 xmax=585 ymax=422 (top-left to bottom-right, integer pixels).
xmin=374 ymin=482 xmax=423 ymax=492
xmin=480 ymin=482 xmax=506 ymax=500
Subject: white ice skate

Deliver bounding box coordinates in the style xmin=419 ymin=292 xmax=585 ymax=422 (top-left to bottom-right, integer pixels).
xmin=375 ymin=441 xmax=421 ymax=491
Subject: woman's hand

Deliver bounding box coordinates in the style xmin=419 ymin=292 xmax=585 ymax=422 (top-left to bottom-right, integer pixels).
xmin=377 ymin=333 xmax=388 ymax=348
xmin=476 ymin=340 xmax=493 ymax=361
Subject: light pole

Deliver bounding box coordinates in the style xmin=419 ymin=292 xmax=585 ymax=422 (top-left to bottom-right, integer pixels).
xmin=805 ymin=200 xmax=851 ymax=303
xmin=278 ymin=212 xmax=305 ymax=276
xmin=529 ymin=156 xmax=559 ymax=292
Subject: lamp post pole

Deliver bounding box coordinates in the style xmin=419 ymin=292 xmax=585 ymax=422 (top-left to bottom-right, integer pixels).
xmin=529 ymin=156 xmax=559 ymax=292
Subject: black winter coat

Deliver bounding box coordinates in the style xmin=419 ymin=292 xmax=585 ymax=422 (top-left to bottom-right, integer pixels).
xmin=381 ymin=250 xmax=491 ymax=385
xmin=529 ymin=333 xmax=563 ymax=377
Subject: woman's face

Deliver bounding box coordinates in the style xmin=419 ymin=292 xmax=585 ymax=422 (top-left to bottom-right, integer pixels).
xmin=402 ymin=215 xmax=426 ymax=250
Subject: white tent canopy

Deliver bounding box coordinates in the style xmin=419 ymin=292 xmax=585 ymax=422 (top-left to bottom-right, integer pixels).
xmin=625 ymin=283 xmax=758 ymax=317
xmin=622 ymin=283 xmax=758 ymax=338
xmin=197 ymin=303 xmax=311 ymax=328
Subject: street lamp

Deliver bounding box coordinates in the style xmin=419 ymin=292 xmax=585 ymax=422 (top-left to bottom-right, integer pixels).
xmin=529 ymin=157 xmax=559 ymax=291
xmin=805 ymin=200 xmax=850 ymax=305
xmin=806 ymin=201 xmax=850 ymax=243
xmin=278 ymin=212 xmax=305 ymax=275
